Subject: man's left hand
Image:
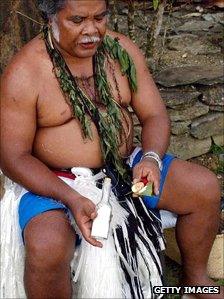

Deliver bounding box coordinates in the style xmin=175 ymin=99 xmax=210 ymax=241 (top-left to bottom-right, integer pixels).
xmin=132 ymin=159 xmax=160 ymax=196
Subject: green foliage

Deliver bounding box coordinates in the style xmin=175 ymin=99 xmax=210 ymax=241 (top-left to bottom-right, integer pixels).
xmin=210 ymin=142 xmax=224 ymax=174
xmin=216 ymin=160 xmax=224 ymax=174
xmin=210 ymin=143 xmax=224 ymax=155
xmin=214 ymin=279 xmax=224 ymax=286
xmin=43 ymin=26 xmax=137 ymax=180
xmin=103 ymin=36 xmax=137 ymax=92
xmin=152 ymin=0 xmax=160 ymax=10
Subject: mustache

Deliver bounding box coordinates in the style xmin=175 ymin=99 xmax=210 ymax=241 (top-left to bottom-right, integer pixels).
xmin=79 ymin=36 xmax=101 ymax=44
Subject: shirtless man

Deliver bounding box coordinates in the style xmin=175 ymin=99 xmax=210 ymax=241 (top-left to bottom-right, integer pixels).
xmin=0 ymin=0 xmax=222 ymax=298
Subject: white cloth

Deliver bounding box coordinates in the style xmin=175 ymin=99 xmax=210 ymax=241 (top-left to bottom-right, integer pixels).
xmin=160 ymin=210 xmax=177 ymax=229
xmin=1 ymin=177 xmax=26 ymax=299
xmin=1 ymin=168 xmax=164 ymax=298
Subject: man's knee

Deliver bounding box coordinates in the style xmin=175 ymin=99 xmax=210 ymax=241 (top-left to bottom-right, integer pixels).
xmin=24 ymin=211 xmax=75 ymax=271
xmin=26 ymin=235 xmax=74 ymax=271
xmin=197 ymin=169 xmax=221 ymax=208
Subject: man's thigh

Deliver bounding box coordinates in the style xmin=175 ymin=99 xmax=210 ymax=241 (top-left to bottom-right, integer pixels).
xmin=157 ymin=159 xmax=220 ymax=215
xmin=24 ymin=210 xmax=76 ymax=263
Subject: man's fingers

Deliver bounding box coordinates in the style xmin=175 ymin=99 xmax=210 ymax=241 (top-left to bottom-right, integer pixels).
xmin=82 ymin=225 xmax=103 ymax=248
xmin=142 ymin=167 xmax=151 ymax=179
xmin=85 ymin=220 xmax=92 ymax=230
xmin=79 ymin=217 xmax=103 ymax=248
xmin=133 ymin=164 xmax=154 ymax=183
xmin=146 ymin=172 xmax=153 ymax=183
xmin=132 ymin=166 xmax=142 ymax=183
xmin=84 ymin=202 xmax=97 ymax=220
xmin=85 ymin=235 xmax=103 ymax=248
xmin=153 ymin=178 xmax=160 ymax=196
xmin=90 ymin=211 xmax=97 ymax=220
xmin=150 ymin=173 xmax=160 ymax=196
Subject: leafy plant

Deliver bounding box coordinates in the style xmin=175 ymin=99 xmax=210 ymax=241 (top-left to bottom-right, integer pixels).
xmin=210 ymin=142 xmax=224 ymax=174
xmin=210 ymin=143 xmax=224 ymax=155
xmin=153 ymin=0 xmax=160 ymax=10
xmin=216 ymin=161 xmax=224 ymax=174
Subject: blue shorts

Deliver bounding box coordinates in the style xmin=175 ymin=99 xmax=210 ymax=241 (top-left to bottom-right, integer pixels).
xmin=18 ymin=151 xmax=175 ymax=236
xmin=18 ymin=193 xmax=69 ymax=237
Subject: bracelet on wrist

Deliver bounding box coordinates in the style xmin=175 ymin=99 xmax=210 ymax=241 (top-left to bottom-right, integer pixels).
xmin=141 ymin=151 xmax=163 ymax=171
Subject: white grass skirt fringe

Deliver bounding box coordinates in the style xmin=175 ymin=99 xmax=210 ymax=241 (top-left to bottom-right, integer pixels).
xmin=1 ymin=168 xmax=164 ymax=299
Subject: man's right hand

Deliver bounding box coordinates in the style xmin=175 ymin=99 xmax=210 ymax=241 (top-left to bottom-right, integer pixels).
xmin=68 ymin=196 xmax=103 ymax=248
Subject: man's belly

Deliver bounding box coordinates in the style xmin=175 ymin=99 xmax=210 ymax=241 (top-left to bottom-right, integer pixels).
xmin=33 ymin=118 xmax=134 ymax=169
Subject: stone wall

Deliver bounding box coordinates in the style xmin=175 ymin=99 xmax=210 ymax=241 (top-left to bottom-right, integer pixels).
xmin=111 ymin=1 xmax=224 ymax=159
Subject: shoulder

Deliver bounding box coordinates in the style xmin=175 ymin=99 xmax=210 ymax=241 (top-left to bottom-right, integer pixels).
xmin=2 ymin=36 xmax=48 ymax=86
xmin=106 ymin=30 xmax=146 ymax=65
xmin=105 ymin=30 xmax=151 ymax=95
xmin=1 ymin=35 xmax=48 ymax=100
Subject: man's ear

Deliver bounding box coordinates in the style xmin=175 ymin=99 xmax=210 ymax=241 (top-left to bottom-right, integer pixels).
xmin=50 ymin=16 xmax=60 ymax=43
xmin=48 ymin=15 xmax=55 ymax=26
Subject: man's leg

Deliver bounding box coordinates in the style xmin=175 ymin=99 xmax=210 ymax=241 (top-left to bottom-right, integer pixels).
xmin=23 ymin=210 xmax=76 ymax=299
xmin=157 ymin=159 xmax=222 ymax=297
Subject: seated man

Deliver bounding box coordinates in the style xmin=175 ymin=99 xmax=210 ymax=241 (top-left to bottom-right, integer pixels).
xmin=0 ymin=0 xmax=222 ymax=298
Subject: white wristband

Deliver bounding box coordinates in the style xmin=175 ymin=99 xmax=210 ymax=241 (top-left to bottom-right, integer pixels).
xmin=141 ymin=151 xmax=163 ymax=171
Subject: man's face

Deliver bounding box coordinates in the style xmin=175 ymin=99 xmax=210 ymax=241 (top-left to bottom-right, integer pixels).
xmin=50 ymin=0 xmax=108 ymax=58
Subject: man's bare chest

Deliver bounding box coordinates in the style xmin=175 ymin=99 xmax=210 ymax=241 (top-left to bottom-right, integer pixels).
xmin=36 ymin=63 xmax=132 ymax=128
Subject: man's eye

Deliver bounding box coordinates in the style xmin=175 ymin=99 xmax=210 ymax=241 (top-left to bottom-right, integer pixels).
xmin=71 ymin=17 xmax=84 ymax=24
xmin=95 ymin=12 xmax=108 ymax=22
xmin=95 ymin=16 xmax=105 ymax=22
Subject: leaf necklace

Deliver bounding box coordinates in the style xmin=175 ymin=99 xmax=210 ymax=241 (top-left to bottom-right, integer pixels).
xmin=42 ymin=25 xmax=137 ymax=180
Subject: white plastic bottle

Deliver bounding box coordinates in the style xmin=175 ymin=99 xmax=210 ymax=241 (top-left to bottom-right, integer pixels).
xmin=91 ymin=177 xmax=112 ymax=240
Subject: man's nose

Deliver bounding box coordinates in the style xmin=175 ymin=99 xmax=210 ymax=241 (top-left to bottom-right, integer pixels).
xmin=82 ymin=20 xmax=98 ymax=35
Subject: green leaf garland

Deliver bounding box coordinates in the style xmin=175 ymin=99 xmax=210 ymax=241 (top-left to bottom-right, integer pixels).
xmin=42 ymin=26 xmax=137 ymax=179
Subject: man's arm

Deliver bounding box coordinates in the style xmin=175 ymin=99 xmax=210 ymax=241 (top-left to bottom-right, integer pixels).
xmin=0 ymin=62 xmax=79 ymax=204
xmin=0 ymin=59 xmax=101 ymax=247
xmin=120 ymin=37 xmax=170 ymax=156
xmin=113 ymin=32 xmax=171 ymax=193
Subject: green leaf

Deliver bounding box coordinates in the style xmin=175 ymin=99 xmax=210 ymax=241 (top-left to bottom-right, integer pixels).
xmin=75 ymin=106 xmax=82 ymax=117
xmin=153 ymin=0 xmax=159 ymax=10
xmin=112 ymin=45 xmax=118 ymax=58
xmin=130 ymin=64 xmax=137 ymax=91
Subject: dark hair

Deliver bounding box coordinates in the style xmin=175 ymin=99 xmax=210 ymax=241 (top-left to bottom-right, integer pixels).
xmin=38 ymin=0 xmax=109 ymax=22
xmin=38 ymin=0 xmax=66 ymax=21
